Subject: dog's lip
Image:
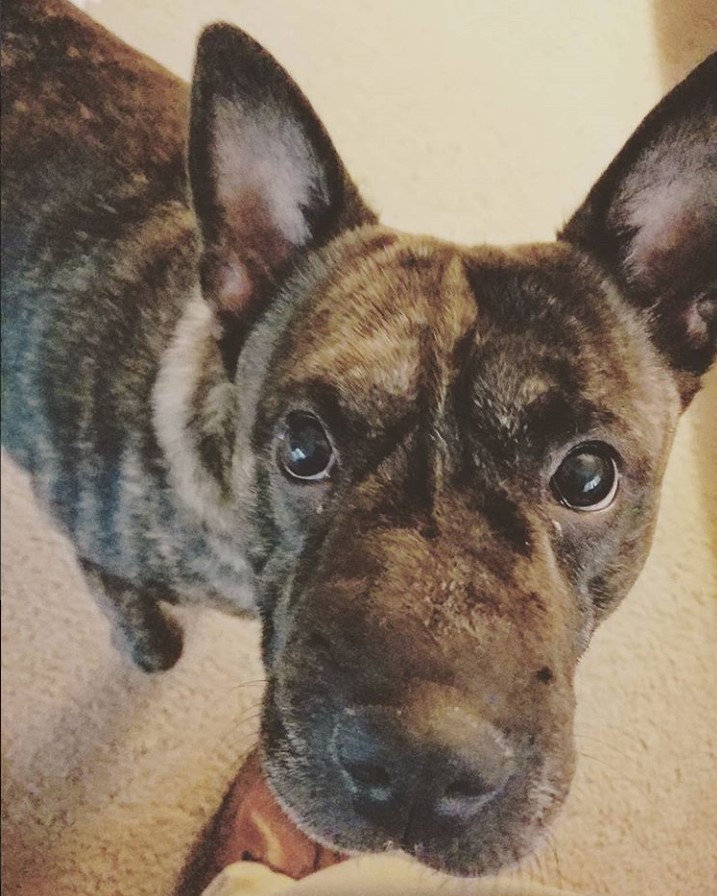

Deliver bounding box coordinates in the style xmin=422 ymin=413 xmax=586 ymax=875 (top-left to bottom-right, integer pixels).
xmin=406 ymin=841 xmax=506 ymax=878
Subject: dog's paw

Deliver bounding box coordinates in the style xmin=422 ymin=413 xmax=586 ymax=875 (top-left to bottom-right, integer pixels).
xmin=113 ymin=612 xmax=184 ymax=673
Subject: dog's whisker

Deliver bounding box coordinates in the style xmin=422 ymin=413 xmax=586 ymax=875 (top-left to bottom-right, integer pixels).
xmin=546 ymin=832 xmax=564 ymax=888
xmin=235 ymin=708 xmax=263 ymax=730
xmin=233 ymin=678 xmax=268 ymax=690
xmin=573 ymin=733 xmax=639 ymax=764
xmin=575 ymin=751 xmax=644 ymax=792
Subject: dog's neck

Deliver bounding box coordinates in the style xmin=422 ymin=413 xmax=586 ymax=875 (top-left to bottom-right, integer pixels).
xmin=153 ymin=291 xmax=242 ymax=534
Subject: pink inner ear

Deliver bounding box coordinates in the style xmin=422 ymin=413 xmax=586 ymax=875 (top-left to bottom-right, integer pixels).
xmin=683 ymin=288 xmax=716 ymax=347
xmin=212 ymin=256 xmax=255 ymax=313
xmin=620 ymin=118 xmax=717 ymax=295
xmin=625 ymin=191 xmax=717 ymax=299
xmin=626 ymin=179 xmax=706 ymax=278
xmin=203 ymin=101 xmax=321 ymax=315
xmin=213 ymin=99 xmax=316 ymax=250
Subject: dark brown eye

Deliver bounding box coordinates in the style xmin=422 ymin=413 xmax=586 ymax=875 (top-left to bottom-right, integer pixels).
xmin=278 ymin=411 xmax=335 ymax=481
xmin=551 ymin=443 xmax=618 ymax=511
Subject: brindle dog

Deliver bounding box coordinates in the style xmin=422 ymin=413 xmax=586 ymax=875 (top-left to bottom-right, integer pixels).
xmin=2 ymin=0 xmax=715 ymax=878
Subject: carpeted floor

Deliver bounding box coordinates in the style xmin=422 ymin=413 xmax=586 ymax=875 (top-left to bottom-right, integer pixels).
xmin=2 ymin=2 xmax=716 ymax=895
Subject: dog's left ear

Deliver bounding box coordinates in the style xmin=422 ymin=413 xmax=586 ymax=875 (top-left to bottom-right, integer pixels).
xmin=188 ymin=24 xmax=375 ymax=370
xmin=561 ymin=52 xmax=716 ymax=403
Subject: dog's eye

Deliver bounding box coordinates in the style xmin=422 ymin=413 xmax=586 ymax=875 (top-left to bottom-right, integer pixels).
xmin=278 ymin=411 xmax=335 ymax=481
xmin=551 ymin=443 xmax=618 ymax=511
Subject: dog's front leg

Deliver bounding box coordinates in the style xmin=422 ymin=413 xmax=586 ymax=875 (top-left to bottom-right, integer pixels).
xmin=79 ymin=560 xmax=183 ymax=672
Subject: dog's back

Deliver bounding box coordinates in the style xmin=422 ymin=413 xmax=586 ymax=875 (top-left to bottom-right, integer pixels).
xmin=0 ymin=0 xmax=216 ymax=591
xmin=2 ymin=0 xmax=186 ymax=425
xmin=1 ymin=0 xmax=189 ymax=522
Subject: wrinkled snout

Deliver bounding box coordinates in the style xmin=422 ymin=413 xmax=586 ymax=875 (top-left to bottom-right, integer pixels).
xmin=261 ymin=514 xmax=579 ymax=874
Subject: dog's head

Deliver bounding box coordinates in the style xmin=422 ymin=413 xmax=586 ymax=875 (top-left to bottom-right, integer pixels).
xmin=188 ymin=27 xmax=716 ymax=875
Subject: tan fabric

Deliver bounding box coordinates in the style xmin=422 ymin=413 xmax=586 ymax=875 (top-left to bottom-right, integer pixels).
xmin=2 ymin=3 xmax=716 ymax=896
xmin=202 ymin=863 xmax=294 ymax=896
xmin=202 ymin=858 xmax=580 ymax=896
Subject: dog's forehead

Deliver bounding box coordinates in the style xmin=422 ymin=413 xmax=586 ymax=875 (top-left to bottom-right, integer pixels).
xmin=278 ymin=233 xmax=480 ymax=408
xmin=277 ymin=234 xmax=615 ymax=411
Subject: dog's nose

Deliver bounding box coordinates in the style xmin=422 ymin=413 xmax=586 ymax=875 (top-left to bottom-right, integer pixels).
xmin=334 ymin=700 xmax=518 ymax=833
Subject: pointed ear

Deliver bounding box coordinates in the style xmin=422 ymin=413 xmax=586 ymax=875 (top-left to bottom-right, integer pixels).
xmin=188 ymin=24 xmax=375 ymax=361
xmin=561 ymin=52 xmax=717 ymax=402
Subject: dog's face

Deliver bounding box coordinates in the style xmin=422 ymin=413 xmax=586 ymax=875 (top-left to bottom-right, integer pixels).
xmin=188 ymin=28 xmax=716 ymax=875
xmin=248 ymin=235 xmax=679 ymax=873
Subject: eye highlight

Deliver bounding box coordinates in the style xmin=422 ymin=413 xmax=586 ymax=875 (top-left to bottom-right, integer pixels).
xmin=551 ymin=443 xmax=619 ymax=511
xmin=277 ymin=411 xmax=335 ymax=482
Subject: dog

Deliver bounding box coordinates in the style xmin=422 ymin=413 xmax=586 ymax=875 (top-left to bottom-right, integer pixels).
xmin=2 ymin=0 xmax=715 ymax=879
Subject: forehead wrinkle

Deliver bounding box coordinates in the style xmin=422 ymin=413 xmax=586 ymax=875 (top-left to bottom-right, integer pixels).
xmin=420 ymin=254 xmax=481 ymax=501
xmin=279 ymin=239 xmax=482 ymax=458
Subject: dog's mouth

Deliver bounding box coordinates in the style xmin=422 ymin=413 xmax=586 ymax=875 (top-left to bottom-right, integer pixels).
xmin=259 ymin=682 xmax=575 ymax=877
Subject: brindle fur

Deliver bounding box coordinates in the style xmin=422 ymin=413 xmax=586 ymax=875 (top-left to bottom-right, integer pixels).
xmin=2 ymin=0 xmax=715 ymax=878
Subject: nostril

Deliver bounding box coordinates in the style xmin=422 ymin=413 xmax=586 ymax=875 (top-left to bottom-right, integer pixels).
xmin=438 ymin=770 xmax=509 ymax=816
xmin=344 ymin=759 xmax=392 ymax=790
xmin=443 ymin=775 xmax=492 ymax=801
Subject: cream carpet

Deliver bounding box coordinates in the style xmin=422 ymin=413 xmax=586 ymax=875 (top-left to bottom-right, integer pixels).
xmin=2 ymin=2 xmax=716 ymax=895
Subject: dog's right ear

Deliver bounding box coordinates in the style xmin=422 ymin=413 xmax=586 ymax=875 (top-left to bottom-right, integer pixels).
xmin=188 ymin=24 xmax=375 ymax=368
xmin=561 ymin=52 xmax=717 ymax=404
